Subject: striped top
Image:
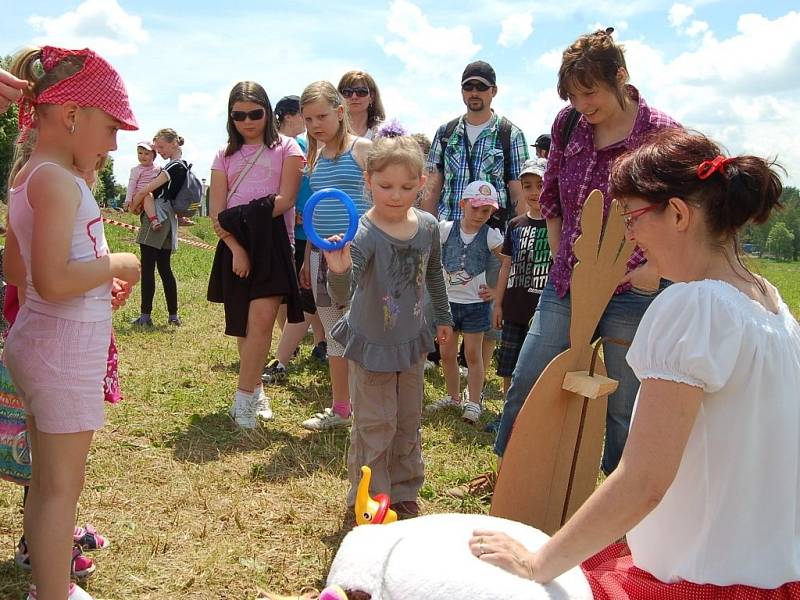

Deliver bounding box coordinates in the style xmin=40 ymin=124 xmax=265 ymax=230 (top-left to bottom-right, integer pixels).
xmin=308 ymin=141 xmax=369 ymax=242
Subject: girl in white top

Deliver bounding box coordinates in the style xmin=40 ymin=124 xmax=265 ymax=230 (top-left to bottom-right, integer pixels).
xmin=469 ymin=129 xmax=799 ymax=597
xmin=4 ymin=46 xmax=140 ymax=600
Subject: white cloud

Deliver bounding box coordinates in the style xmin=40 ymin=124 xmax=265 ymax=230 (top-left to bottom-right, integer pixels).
xmin=684 ymin=20 xmax=709 ymax=36
xmin=536 ymin=48 xmax=563 ymax=71
xmin=497 ymin=11 xmax=533 ymax=48
xmin=376 ymin=0 xmax=480 ymax=79
xmin=28 ymin=0 xmax=148 ymax=57
xmin=614 ymin=10 xmax=800 ymax=184
xmin=668 ymin=3 xmax=694 ymax=28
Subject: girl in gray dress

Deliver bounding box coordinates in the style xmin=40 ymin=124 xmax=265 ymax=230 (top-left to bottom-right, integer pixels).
xmin=324 ymin=135 xmax=453 ymax=518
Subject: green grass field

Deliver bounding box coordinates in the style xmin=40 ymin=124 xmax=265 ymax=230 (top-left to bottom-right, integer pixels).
xmin=0 ymin=215 xmax=797 ymax=599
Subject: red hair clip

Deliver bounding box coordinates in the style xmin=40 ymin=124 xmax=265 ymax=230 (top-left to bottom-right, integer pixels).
xmin=697 ymin=155 xmax=735 ymax=180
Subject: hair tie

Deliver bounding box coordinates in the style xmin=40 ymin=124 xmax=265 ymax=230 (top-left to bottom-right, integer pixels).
xmin=376 ymin=118 xmax=408 ymax=139
xmin=697 ymin=155 xmax=735 ymax=180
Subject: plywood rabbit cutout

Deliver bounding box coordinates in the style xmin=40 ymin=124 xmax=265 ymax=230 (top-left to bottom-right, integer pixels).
xmin=491 ymin=189 xmax=635 ymax=535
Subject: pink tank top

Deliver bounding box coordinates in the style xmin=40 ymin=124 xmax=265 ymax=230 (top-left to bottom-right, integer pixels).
xmin=8 ymin=162 xmax=112 ymax=322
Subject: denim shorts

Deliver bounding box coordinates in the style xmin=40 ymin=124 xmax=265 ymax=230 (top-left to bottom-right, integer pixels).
xmin=449 ymin=301 xmax=490 ymax=333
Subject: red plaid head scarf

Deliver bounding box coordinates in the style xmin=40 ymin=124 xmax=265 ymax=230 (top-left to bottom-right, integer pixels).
xmin=17 ymin=46 xmax=138 ymax=138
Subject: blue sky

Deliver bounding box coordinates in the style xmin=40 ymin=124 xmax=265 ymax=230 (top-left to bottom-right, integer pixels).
xmin=2 ymin=0 xmax=799 ymax=186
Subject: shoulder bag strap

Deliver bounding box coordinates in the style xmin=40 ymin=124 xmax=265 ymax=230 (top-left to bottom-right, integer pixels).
xmin=226 ymin=145 xmax=267 ymax=204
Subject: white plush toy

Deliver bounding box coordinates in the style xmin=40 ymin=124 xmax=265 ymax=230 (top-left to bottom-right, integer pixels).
xmin=325 ymin=513 xmax=592 ymax=600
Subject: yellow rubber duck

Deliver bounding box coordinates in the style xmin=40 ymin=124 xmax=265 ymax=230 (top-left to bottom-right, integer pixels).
xmin=354 ymin=466 xmax=398 ymax=526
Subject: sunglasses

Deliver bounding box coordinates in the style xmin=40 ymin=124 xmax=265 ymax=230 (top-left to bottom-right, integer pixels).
xmin=621 ymin=204 xmax=661 ymax=228
xmin=341 ymin=87 xmax=370 ymax=98
xmin=462 ymin=81 xmax=491 ymax=92
xmin=230 ymin=108 xmax=265 ymax=122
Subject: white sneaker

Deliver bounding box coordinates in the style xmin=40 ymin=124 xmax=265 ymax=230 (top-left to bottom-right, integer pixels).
xmin=28 ymin=584 xmax=94 ymax=600
xmin=254 ymin=390 xmax=273 ymax=421
xmin=424 ymin=360 xmax=437 ymax=371
xmin=462 ymin=401 xmax=482 ymax=424
xmin=459 ymin=366 xmax=469 ymax=377
xmin=301 ymin=408 xmax=352 ymax=431
xmin=231 ymin=393 xmax=257 ymax=429
xmin=425 ymin=395 xmax=462 ymax=413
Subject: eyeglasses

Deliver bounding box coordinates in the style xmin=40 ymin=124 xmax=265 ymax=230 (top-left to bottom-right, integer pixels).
xmin=341 ymin=87 xmax=370 ymax=98
xmin=462 ymin=81 xmax=491 ymax=92
xmin=230 ymin=109 xmax=265 ymax=122
xmin=621 ymin=204 xmax=661 ymax=228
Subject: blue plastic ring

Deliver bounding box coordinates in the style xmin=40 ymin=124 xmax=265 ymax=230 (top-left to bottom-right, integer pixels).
xmin=302 ymin=188 xmax=359 ymax=251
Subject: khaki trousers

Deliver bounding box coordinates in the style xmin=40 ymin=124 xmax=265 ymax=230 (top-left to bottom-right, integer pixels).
xmin=346 ymin=358 xmax=425 ymax=506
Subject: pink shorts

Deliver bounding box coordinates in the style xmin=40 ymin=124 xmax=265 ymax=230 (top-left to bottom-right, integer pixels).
xmin=4 ymin=307 xmax=111 ymax=434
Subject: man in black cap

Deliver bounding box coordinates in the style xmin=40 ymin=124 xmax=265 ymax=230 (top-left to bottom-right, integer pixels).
xmin=423 ymin=60 xmax=529 ymax=226
xmin=533 ymin=133 xmax=551 ymax=159
xmin=423 ymin=61 xmax=529 ymax=409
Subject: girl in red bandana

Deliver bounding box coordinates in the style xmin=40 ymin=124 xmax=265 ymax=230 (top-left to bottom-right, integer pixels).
xmin=4 ymin=46 xmax=140 ymax=600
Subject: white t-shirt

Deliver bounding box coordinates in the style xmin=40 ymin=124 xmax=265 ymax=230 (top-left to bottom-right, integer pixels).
xmin=626 ymin=280 xmax=800 ymax=588
xmin=439 ymin=221 xmax=502 ymax=304
xmin=465 ymin=117 xmax=492 ymax=146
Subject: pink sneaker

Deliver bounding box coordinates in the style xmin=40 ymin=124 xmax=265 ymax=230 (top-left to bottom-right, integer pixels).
xmin=71 ymin=544 xmax=96 ymax=579
xmin=74 ymin=524 xmax=110 ymax=550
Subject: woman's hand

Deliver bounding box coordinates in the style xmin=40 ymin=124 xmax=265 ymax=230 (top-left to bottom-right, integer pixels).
xmin=231 ymin=246 xmax=251 ymax=278
xmin=436 ymin=325 xmax=453 ymax=346
xmin=478 ymin=283 xmax=494 ymax=302
xmin=0 ymin=68 xmax=26 ymax=114
xmin=492 ymin=304 xmax=503 ymax=330
xmin=469 ymin=530 xmax=542 ymax=581
xmin=321 ymin=236 xmax=351 ymax=274
xmin=621 ymin=260 xmax=660 ymax=292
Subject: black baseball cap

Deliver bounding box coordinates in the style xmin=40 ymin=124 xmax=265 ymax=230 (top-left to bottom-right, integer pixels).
xmin=533 ymin=134 xmax=551 ymax=151
xmin=461 ymin=61 xmax=496 ymax=87
xmin=275 ymin=95 xmax=300 ymax=116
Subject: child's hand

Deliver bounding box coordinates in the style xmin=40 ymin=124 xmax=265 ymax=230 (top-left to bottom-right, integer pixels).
xmin=111 ymin=277 xmax=132 ymax=310
xmin=492 ymin=305 xmax=503 ymax=330
xmin=478 ymin=284 xmax=494 ymax=302
xmin=322 ymin=235 xmax=352 ymax=274
xmin=298 ymin=262 xmax=311 ymax=289
xmin=212 ymin=217 xmax=228 ymax=239
xmin=231 ymin=247 xmax=251 ymax=278
xmin=110 ymin=252 xmax=141 ymax=286
xmin=436 ymin=325 xmax=453 ymax=346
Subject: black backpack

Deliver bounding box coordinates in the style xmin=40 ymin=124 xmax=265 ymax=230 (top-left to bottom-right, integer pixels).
xmin=437 ymin=116 xmax=513 ymax=229
xmin=560 ymin=107 xmax=581 ymax=147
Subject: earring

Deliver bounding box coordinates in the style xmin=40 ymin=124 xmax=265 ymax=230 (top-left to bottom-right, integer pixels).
xmin=69 ymin=123 xmax=76 ymax=134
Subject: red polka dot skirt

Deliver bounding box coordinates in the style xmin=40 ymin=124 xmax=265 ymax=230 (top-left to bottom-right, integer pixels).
xmin=581 ymin=543 xmax=800 ymax=599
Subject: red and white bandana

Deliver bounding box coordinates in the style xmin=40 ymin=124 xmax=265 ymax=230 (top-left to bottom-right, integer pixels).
xmin=17 ymin=46 xmax=138 ymax=137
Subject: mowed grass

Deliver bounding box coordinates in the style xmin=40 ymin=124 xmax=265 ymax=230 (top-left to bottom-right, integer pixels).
xmin=0 ymin=213 xmax=502 ymax=599
xmin=749 ymin=257 xmax=800 ymax=317
xmin=0 ymin=216 xmax=798 ymax=599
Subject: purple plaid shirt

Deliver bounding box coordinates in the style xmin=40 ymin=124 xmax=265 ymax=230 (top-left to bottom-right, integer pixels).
xmin=540 ymin=86 xmax=680 ymax=298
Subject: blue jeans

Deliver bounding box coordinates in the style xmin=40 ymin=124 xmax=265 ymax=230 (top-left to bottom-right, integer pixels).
xmin=493 ymin=281 xmax=664 ymax=474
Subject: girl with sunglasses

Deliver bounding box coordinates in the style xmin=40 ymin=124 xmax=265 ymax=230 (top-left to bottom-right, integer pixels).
xmin=337 ymin=70 xmax=385 ymax=140
xmin=298 ymin=81 xmax=371 ymax=432
xmin=208 ymin=81 xmax=304 ymax=428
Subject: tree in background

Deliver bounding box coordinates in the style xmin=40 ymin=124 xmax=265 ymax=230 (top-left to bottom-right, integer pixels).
xmin=744 ymin=185 xmax=799 ymax=261
xmin=97 ymin=157 xmax=117 ymax=207
xmin=0 ymin=55 xmax=19 ymax=201
xmin=766 ymin=222 xmax=795 ymax=261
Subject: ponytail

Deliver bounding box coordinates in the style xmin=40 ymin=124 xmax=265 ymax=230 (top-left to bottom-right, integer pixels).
xmin=9 ymin=46 xmax=85 ymax=101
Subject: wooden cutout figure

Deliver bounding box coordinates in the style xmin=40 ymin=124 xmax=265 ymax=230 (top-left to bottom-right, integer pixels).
xmin=490 ymin=189 xmax=635 ymax=535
